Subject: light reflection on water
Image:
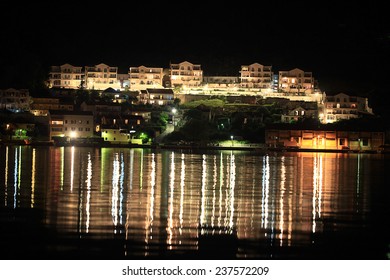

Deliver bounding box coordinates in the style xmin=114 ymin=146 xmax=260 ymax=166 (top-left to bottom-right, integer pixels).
xmin=0 ymin=146 xmax=388 ymax=259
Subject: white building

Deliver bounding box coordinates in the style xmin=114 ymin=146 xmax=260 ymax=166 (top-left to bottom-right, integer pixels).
xmin=85 ymin=63 xmax=120 ymax=90
xmin=140 ymin=88 xmax=175 ymax=106
xmin=278 ymin=68 xmax=314 ymax=94
xmin=129 ymin=65 xmax=164 ymax=90
xmin=48 ymin=63 xmax=84 ymax=89
xmin=170 ymin=61 xmax=203 ymax=88
xmin=239 ymin=63 xmax=273 ymax=92
xmin=49 ymin=110 xmax=94 ymax=139
xmin=323 ymin=92 xmax=373 ymax=123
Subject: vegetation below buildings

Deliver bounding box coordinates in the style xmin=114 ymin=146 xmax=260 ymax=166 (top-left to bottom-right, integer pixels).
xmin=1 ymin=89 xmax=389 ymax=146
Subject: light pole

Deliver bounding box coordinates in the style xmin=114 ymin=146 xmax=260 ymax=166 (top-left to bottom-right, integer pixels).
xmin=231 ymin=135 xmax=234 ymax=147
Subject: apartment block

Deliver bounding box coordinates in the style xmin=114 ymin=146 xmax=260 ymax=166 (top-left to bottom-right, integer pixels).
xmin=239 ymin=63 xmax=272 ymax=92
xmin=140 ymin=88 xmax=175 ymax=106
xmin=30 ymin=97 xmax=74 ymax=116
xmin=48 ymin=63 xmax=83 ymax=89
xmin=129 ymin=66 xmax=163 ymax=90
xmin=0 ymin=88 xmax=30 ymax=112
xmin=278 ymin=68 xmax=314 ymax=94
xmin=170 ymin=61 xmax=203 ymax=88
xmin=323 ymin=93 xmax=373 ymax=123
xmin=85 ymin=63 xmax=119 ymax=90
xmin=49 ymin=110 xmax=94 ymax=139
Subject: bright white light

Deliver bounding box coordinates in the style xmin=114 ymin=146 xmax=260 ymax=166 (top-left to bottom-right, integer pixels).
xmin=70 ymin=131 xmax=77 ymax=138
xmin=172 ymin=108 xmax=177 ymax=114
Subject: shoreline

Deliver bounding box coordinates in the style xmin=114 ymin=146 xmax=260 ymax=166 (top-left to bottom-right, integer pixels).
xmin=1 ymin=140 xmax=387 ymax=154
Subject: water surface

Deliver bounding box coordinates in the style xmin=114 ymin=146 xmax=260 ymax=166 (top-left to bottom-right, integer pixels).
xmin=0 ymin=146 xmax=389 ymax=259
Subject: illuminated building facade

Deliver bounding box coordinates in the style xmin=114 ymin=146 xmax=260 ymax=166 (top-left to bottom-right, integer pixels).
xmin=48 ymin=64 xmax=84 ymax=89
xmin=140 ymin=88 xmax=175 ymax=106
xmin=265 ymin=128 xmax=384 ymax=151
xmin=323 ymin=93 xmax=373 ymax=124
xmin=49 ymin=110 xmax=94 ymax=140
xmin=128 ymin=66 xmax=164 ymax=90
xmin=85 ymin=63 xmax=119 ymax=90
xmin=169 ymin=61 xmax=203 ymax=88
xmin=101 ymin=128 xmax=131 ymax=143
xmin=278 ymin=68 xmax=314 ymax=94
xmin=239 ymin=63 xmax=273 ymax=92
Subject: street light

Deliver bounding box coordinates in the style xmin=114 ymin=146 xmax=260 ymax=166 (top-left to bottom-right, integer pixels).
xmin=231 ymin=135 xmax=234 ymax=147
xmin=171 ymin=108 xmax=177 ymax=129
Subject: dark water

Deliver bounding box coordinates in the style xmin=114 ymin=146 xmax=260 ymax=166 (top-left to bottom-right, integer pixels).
xmin=0 ymin=146 xmax=389 ymax=260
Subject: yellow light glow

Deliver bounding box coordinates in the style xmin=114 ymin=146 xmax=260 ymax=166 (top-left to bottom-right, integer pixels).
xmin=70 ymin=131 xmax=77 ymax=138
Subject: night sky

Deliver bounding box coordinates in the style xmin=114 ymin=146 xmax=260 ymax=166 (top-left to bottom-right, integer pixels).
xmin=1 ymin=1 xmax=389 ymax=99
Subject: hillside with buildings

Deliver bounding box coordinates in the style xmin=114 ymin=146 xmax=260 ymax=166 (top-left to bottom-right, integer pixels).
xmin=0 ymin=60 xmax=388 ymax=152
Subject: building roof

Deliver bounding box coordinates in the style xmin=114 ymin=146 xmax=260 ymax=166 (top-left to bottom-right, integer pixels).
xmin=102 ymin=87 xmax=118 ymax=93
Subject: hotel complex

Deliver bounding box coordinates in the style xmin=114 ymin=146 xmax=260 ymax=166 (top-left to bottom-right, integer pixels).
xmin=47 ymin=61 xmax=318 ymax=94
xmin=45 ymin=60 xmax=373 ymax=124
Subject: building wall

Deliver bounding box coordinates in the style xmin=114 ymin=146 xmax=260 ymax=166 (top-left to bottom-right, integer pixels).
xmin=239 ymin=63 xmax=272 ymax=91
xmin=203 ymin=76 xmax=239 ymax=88
xmin=50 ymin=113 xmax=94 ymax=139
xmin=129 ymin=66 xmax=163 ymax=90
xmin=48 ymin=64 xmax=83 ymax=89
xmin=265 ymin=129 xmax=384 ymax=151
xmin=101 ymin=128 xmax=130 ymax=143
xmin=0 ymin=88 xmax=30 ymax=112
xmin=85 ymin=63 xmax=120 ymax=90
xmin=278 ymin=68 xmax=314 ymax=94
xmin=323 ymin=93 xmax=373 ymax=124
xmin=30 ymin=97 xmax=74 ymax=116
xmin=170 ymin=61 xmax=203 ymax=88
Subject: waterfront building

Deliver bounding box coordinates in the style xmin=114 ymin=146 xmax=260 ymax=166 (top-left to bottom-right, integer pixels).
xmin=101 ymin=128 xmax=131 ymax=144
xmin=265 ymin=128 xmax=384 ymax=152
xmin=49 ymin=110 xmax=94 ymax=140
